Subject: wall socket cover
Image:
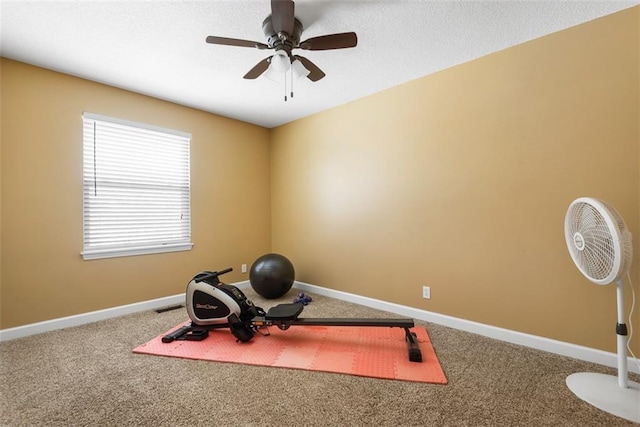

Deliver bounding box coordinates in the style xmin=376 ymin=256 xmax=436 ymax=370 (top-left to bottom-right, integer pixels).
xmin=422 ymin=286 xmax=431 ymax=299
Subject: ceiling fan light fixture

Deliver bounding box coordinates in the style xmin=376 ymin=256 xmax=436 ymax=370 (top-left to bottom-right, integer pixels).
xmin=291 ymin=58 xmax=310 ymax=80
xmin=263 ymin=63 xmax=283 ymax=83
xmin=264 ymin=54 xmax=308 ymax=83
xmin=269 ymin=50 xmax=291 ymax=73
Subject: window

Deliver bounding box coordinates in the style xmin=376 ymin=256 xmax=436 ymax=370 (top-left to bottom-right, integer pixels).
xmin=82 ymin=113 xmax=193 ymax=260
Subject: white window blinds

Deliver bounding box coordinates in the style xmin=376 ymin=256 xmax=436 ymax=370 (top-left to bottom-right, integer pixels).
xmin=82 ymin=113 xmax=193 ymax=260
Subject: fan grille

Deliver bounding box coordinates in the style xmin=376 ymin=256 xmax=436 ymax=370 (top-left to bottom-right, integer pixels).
xmin=602 ymin=200 xmax=633 ymax=276
xmin=564 ymin=198 xmax=633 ymax=285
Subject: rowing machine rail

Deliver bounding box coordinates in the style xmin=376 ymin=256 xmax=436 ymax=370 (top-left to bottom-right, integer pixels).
xmin=252 ymin=303 xmax=423 ymax=362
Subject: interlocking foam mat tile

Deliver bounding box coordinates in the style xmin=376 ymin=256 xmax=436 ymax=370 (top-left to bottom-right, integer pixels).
xmin=134 ymin=323 xmax=447 ymax=384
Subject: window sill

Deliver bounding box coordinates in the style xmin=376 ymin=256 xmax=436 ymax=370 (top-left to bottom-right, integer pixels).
xmin=81 ymin=242 xmax=194 ymax=260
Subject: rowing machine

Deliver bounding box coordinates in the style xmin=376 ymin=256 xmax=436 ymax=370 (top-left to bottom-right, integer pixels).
xmin=162 ymin=268 xmax=423 ymax=362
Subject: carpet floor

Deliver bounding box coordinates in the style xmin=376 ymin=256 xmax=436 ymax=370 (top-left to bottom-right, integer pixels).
xmin=1 ymin=289 xmax=639 ymax=426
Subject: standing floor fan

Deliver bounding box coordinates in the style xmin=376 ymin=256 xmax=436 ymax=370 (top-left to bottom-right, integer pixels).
xmin=564 ymin=197 xmax=640 ymax=423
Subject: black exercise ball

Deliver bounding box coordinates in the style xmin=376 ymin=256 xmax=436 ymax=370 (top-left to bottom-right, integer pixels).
xmin=249 ymin=253 xmax=295 ymax=299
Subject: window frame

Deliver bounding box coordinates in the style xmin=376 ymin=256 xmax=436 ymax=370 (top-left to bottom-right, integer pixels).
xmin=81 ymin=112 xmax=193 ymax=260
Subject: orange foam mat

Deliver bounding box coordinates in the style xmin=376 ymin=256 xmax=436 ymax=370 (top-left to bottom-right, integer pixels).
xmin=134 ymin=323 xmax=448 ymax=384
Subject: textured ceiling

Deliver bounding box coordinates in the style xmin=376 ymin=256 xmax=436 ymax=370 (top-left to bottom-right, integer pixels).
xmin=1 ymin=1 xmax=637 ymax=128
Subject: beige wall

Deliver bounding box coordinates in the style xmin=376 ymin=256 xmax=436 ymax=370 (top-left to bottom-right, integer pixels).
xmin=270 ymin=7 xmax=640 ymax=353
xmin=2 ymin=8 xmax=639 ymax=355
xmin=0 ymin=59 xmax=271 ymax=328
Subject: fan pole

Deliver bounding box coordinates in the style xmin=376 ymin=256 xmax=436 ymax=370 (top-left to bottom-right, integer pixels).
xmin=615 ymin=279 xmax=629 ymax=388
xmin=566 ymin=278 xmax=640 ymax=423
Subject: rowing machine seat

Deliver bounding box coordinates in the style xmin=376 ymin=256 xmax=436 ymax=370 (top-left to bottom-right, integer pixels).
xmin=265 ymin=303 xmax=304 ymax=321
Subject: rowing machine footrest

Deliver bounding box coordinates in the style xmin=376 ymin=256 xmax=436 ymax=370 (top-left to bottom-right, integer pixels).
xmin=265 ymin=303 xmax=304 ymax=321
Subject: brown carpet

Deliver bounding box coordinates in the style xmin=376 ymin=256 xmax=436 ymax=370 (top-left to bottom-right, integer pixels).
xmin=1 ymin=289 xmax=638 ymax=426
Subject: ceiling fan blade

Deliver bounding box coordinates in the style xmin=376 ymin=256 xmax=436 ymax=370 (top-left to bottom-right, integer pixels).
xmin=271 ymin=0 xmax=295 ymax=35
xmin=299 ymin=32 xmax=358 ymax=50
xmin=294 ymin=55 xmax=325 ymax=82
xmin=206 ymin=36 xmax=269 ymax=50
xmin=243 ymin=57 xmax=272 ymax=79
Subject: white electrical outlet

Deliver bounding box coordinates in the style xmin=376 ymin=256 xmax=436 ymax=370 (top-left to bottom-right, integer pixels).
xmin=241 ymin=264 xmax=247 ymax=273
xmin=422 ymin=286 xmax=431 ymax=299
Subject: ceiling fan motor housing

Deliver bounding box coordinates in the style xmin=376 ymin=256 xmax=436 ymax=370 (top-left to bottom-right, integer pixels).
xmin=262 ymin=16 xmax=303 ymax=53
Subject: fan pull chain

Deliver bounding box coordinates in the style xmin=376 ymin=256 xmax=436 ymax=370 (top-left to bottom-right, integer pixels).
xmin=290 ymin=66 xmax=294 ymax=99
xmin=284 ymin=72 xmax=288 ymax=102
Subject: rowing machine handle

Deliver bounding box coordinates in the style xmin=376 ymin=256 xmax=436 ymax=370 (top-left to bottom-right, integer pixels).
xmin=194 ymin=267 xmax=233 ymax=284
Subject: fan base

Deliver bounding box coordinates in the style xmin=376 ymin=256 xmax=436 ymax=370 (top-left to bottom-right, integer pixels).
xmin=566 ymin=372 xmax=640 ymax=423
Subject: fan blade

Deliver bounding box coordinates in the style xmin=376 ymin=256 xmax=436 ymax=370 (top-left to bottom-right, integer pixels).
xmin=299 ymin=32 xmax=358 ymax=50
xmin=294 ymin=55 xmax=325 ymax=82
xmin=206 ymin=36 xmax=269 ymax=50
xmin=271 ymin=0 xmax=295 ymax=35
xmin=243 ymin=57 xmax=272 ymax=79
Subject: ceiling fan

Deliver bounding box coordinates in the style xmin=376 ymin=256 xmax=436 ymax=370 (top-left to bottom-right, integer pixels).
xmin=205 ymin=0 xmax=358 ymax=84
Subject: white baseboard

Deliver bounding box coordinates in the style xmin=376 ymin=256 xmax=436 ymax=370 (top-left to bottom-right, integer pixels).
xmin=1 ymin=279 xmax=637 ymax=375
xmin=292 ymin=281 xmax=640 ymax=375
xmin=0 ymin=280 xmax=253 ymax=342
xmin=0 ymin=294 xmax=184 ymax=342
